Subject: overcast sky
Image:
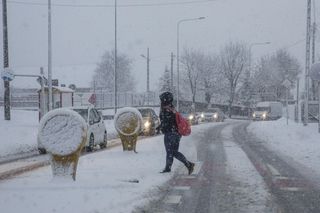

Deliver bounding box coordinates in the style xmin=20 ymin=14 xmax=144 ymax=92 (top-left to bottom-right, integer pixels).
xmin=0 ymin=0 xmax=319 ymax=92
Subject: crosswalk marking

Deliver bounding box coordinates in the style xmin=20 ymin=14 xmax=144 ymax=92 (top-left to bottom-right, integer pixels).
xmin=267 ymin=164 xmax=281 ymax=176
xmin=164 ymin=195 xmax=181 ymax=204
xmin=279 ymin=187 xmax=304 ymax=192
xmin=192 ymin=161 xmax=203 ymax=175
xmin=173 ymin=186 xmax=190 ymax=191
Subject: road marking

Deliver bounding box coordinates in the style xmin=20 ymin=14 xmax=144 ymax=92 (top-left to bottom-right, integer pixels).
xmin=173 ymin=186 xmax=190 ymax=191
xmin=192 ymin=161 xmax=203 ymax=175
xmin=180 ymin=175 xmax=196 ymax=179
xmin=266 ymin=164 xmax=281 ymax=176
xmin=164 ymin=195 xmax=181 ymax=204
xmin=279 ymin=187 xmax=304 ymax=192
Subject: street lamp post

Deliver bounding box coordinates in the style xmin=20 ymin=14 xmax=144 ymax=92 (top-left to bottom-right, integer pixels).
xmin=248 ymin=42 xmax=271 ymax=76
xmin=48 ymin=0 xmax=53 ymax=111
xmin=176 ymin=17 xmax=205 ymax=111
xmin=246 ymin=42 xmax=271 ymax=112
xmin=114 ymin=0 xmax=118 ymax=114
xmin=141 ymin=48 xmax=150 ymax=105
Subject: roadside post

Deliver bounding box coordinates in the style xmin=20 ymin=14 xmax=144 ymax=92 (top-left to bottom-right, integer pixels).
xmin=114 ymin=107 xmax=142 ymax=152
xmin=283 ymin=79 xmax=292 ymax=125
xmin=38 ymin=109 xmax=87 ymax=181
xmin=310 ymin=62 xmax=320 ymax=133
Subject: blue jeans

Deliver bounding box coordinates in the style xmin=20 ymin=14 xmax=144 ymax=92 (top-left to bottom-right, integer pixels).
xmin=164 ymin=132 xmax=190 ymax=170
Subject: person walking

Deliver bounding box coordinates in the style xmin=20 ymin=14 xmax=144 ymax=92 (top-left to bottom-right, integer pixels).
xmin=158 ymin=91 xmax=195 ymax=175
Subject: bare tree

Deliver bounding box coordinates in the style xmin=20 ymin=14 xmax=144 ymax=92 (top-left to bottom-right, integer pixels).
xmin=200 ymin=54 xmax=227 ymax=107
xmin=252 ymin=49 xmax=301 ymax=101
xmin=219 ymin=41 xmax=249 ymax=117
xmin=180 ymin=49 xmax=205 ymax=112
xmin=92 ymin=50 xmax=135 ymax=92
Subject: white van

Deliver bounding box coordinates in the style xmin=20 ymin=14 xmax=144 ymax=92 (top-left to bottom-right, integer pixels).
xmin=252 ymin=101 xmax=283 ymax=121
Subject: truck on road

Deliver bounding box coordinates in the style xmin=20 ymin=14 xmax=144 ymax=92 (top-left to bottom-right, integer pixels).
xmin=252 ymin=101 xmax=283 ymax=121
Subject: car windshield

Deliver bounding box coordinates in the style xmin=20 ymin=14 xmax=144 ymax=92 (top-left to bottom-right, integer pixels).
xmin=256 ymin=107 xmax=269 ymax=111
xmin=138 ymin=109 xmax=152 ymax=117
xmin=73 ymin=109 xmax=88 ymax=121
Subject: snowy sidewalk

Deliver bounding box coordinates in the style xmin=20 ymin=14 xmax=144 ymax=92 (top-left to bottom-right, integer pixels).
xmin=248 ymin=118 xmax=320 ymax=184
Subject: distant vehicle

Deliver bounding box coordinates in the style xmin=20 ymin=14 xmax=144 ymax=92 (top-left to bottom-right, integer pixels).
xmin=137 ymin=107 xmax=160 ymax=136
xmin=252 ymin=101 xmax=283 ymax=121
xmin=199 ymin=108 xmax=225 ymax=122
xmin=38 ymin=106 xmax=108 ymax=154
xmin=181 ymin=112 xmax=199 ymax=125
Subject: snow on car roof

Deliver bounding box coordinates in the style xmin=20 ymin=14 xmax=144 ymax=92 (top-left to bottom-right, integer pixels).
xmin=256 ymin=102 xmax=281 ymax=107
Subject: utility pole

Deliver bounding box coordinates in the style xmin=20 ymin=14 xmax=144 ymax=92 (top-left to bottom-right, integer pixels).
xmin=304 ymin=0 xmax=312 ymax=126
xmin=141 ymin=48 xmax=150 ymax=105
xmin=296 ymin=78 xmax=300 ymax=122
xmin=2 ymin=0 xmax=10 ymax=120
xmin=48 ymin=0 xmax=53 ymax=111
xmin=114 ymin=0 xmax=118 ymax=114
xmin=170 ymin=52 xmax=174 ymax=93
xmin=146 ymin=48 xmax=150 ymax=94
xmin=311 ymin=22 xmax=316 ymax=100
xmin=311 ymin=0 xmax=317 ymax=100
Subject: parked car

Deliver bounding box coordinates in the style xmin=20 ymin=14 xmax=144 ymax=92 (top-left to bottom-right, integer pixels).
xmin=137 ymin=107 xmax=161 ymax=136
xmin=199 ymin=108 xmax=225 ymax=122
xmin=38 ymin=105 xmax=108 ymax=154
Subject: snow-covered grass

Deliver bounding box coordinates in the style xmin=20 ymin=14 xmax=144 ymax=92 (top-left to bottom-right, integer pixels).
xmin=0 ymin=108 xmax=117 ymax=158
xmin=248 ymin=117 xmax=320 ymax=178
xmin=0 ymin=109 xmax=39 ymax=157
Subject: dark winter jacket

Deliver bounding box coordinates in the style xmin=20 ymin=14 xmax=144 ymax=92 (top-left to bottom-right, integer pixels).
xmin=159 ymin=104 xmax=178 ymax=134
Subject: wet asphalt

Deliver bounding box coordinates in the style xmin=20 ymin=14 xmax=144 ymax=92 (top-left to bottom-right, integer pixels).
xmin=136 ymin=121 xmax=320 ymax=213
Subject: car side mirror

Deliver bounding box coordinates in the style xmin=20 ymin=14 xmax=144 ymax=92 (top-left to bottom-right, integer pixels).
xmin=89 ymin=120 xmax=94 ymax=125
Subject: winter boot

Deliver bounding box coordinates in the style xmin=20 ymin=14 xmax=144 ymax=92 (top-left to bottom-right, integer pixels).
xmin=160 ymin=167 xmax=171 ymax=173
xmin=187 ymin=162 xmax=195 ymax=175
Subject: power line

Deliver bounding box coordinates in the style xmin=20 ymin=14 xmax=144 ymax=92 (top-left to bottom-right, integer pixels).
xmin=7 ymin=0 xmax=217 ymax=8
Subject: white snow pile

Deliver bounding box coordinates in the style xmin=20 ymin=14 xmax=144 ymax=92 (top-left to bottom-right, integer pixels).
xmin=0 ymin=108 xmax=39 ymax=157
xmin=114 ymin=107 xmax=143 ymax=136
xmin=38 ymin=109 xmax=87 ymax=156
xmin=248 ymin=118 xmax=320 ymax=177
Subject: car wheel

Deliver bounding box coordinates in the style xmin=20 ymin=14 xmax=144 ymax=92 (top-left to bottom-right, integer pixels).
xmin=38 ymin=148 xmax=47 ymax=155
xmin=100 ymin=132 xmax=107 ymax=149
xmin=86 ymin=134 xmax=94 ymax=152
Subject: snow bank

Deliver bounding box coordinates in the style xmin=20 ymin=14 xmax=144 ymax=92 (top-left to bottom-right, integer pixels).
xmin=248 ymin=118 xmax=320 ymax=177
xmin=38 ymin=109 xmax=87 ymax=156
xmin=0 ymin=108 xmax=39 ymax=157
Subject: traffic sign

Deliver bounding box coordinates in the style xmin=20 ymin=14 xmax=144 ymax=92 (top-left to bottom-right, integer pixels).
xmin=1 ymin=68 xmax=14 ymax=81
xmin=310 ymin=62 xmax=320 ymax=81
xmin=282 ymin=79 xmax=291 ymax=88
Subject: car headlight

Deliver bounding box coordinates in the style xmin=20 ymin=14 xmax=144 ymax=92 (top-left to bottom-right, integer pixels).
xmin=213 ymin=113 xmax=218 ymax=119
xmin=144 ymin=121 xmax=151 ymax=128
xmin=201 ymin=113 xmax=204 ymax=118
xmin=188 ymin=115 xmax=194 ymax=120
xmin=262 ymin=113 xmax=267 ymax=118
xmin=253 ymin=113 xmax=256 ymax=117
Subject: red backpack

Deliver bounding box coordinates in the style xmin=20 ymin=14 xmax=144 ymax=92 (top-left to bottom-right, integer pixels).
xmin=175 ymin=112 xmax=191 ymax=136
xmin=163 ymin=106 xmax=191 ymax=136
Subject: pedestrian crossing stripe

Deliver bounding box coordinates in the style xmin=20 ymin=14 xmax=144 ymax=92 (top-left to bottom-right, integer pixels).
xmin=164 ymin=195 xmax=181 ymax=204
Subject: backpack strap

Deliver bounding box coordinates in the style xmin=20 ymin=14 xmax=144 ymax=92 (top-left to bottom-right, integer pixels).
xmin=162 ymin=106 xmax=177 ymax=113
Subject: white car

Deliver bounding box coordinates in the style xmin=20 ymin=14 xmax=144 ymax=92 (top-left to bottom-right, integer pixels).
xmin=38 ymin=106 xmax=108 ymax=154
